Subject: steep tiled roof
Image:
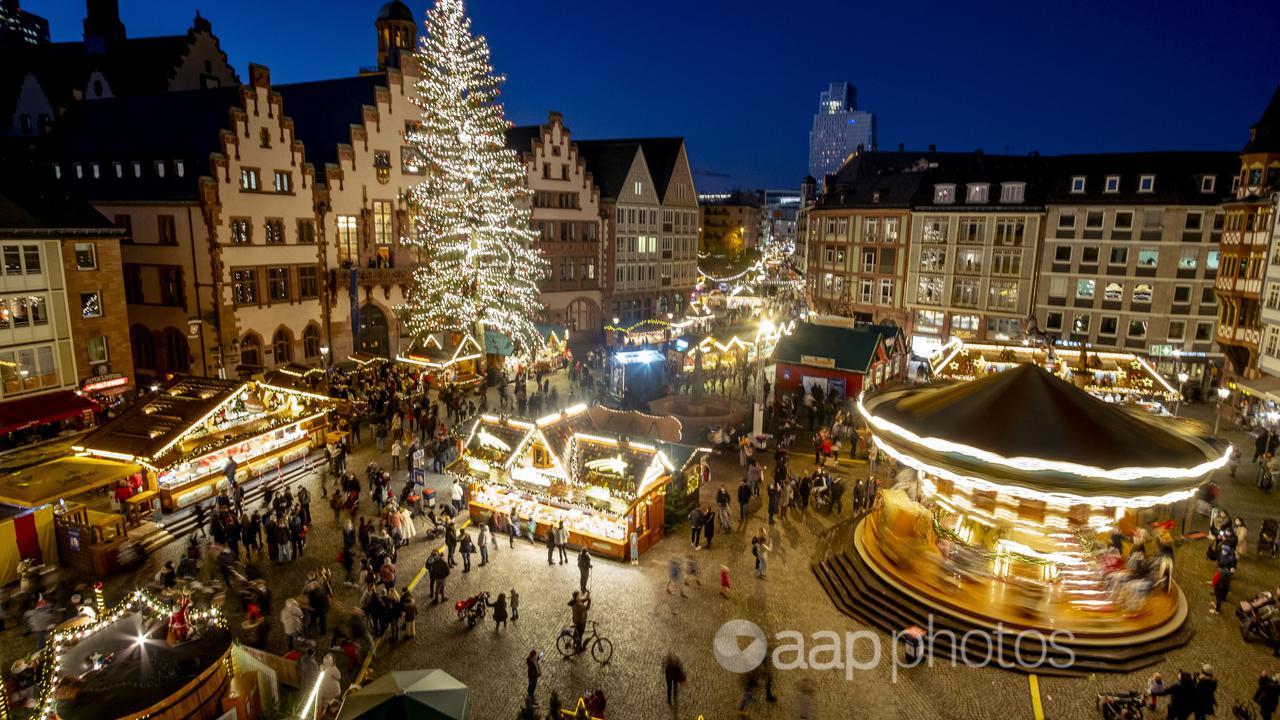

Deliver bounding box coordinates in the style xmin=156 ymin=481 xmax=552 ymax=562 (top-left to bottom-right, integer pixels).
xmin=276 ymin=74 xmax=389 ymax=174
xmin=1044 ymin=151 xmax=1237 ymax=205
xmin=816 ymin=151 xmax=932 ymax=209
xmin=1245 ymin=84 xmax=1280 ymax=154
xmin=0 ymin=150 xmax=128 ymax=232
xmin=575 ymin=140 xmax=642 ymax=200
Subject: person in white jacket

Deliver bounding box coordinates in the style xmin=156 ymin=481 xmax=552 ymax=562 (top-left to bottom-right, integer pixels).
xmin=280 ymin=597 xmax=305 ymax=651
xmin=316 ymin=653 xmax=343 ymax=712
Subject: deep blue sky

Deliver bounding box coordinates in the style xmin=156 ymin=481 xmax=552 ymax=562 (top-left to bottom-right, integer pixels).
xmin=25 ymin=0 xmax=1280 ymax=191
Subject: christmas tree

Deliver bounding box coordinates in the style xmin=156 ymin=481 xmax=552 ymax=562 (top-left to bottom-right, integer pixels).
xmin=399 ymin=0 xmax=547 ymax=354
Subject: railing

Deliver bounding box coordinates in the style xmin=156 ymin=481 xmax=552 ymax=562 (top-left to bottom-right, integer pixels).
xmin=357 ymin=267 xmax=413 ymax=287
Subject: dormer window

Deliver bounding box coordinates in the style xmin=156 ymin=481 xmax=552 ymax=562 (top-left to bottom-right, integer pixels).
xmin=132 ymin=161 xmax=142 ymax=178
xmin=1000 ymin=182 xmax=1025 ymax=204
xmin=1138 ymin=175 xmax=1155 ymax=193
xmin=1070 ymin=176 xmax=1086 ymax=193
xmin=175 ymin=160 xmax=185 ymax=178
xmin=1104 ymin=176 xmax=1120 ymax=193
xmin=966 ymin=183 xmax=989 ymax=203
xmin=260 ymin=128 xmax=271 ymax=148
xmin=933 ymin=184 xmax=955 ymax=204
xmin=73 ymin=163 xmax=83 ymax=179
xmin=52 ymin=163 xmax=61 ymax=179
xmin=1201 ymin=175 xmax=1216 ymax=193
xmin=90 ymin=163 xmax=100 ymax=179
xmin=155 ymin=161 xmax=165 ymax=178
xmin=113 ymin=161 xmax=123 ymax=178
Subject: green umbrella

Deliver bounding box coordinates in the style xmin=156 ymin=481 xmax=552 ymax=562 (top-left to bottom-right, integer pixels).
xmin=336 ymin=669 xmax=470 ymax=720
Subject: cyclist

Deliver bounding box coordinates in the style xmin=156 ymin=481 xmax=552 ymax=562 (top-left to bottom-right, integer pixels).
xmin=568 ymin=590 xmax=591 ymax=650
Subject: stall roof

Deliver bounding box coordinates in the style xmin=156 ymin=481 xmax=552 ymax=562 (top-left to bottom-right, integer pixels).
xmin=259 ymin=365 xmax=335 ymax=400
xmin=773 ymin=323 xmax=901 ymax=373
xmin=76 ymin=377 xmax=243 ymax=465
xmin=569 ymin=434 xmax=672 ymax=498
xmin=0 ymin=390 xmax=98 ymax=436
xmin=0 ymin=455 xmax=140 ymax=507
xmin=399 ymin=334 xmax=483 ymax=368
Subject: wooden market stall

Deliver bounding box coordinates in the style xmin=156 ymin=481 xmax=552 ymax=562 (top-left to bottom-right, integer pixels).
xmin=76 ymin=377 xmax=332 ymax=511
xmin=929 ymin=338 xmax=1180 ymax=410
xmin=397 ymin=333 xmax=484 ymax=388
xmin=451 ymin=406 xmax=681 ymax=559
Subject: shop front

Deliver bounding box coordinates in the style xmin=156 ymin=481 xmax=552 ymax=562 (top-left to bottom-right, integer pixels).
xmin=771 ymin=322 xmax=907 ymax=402
xmin=0 ymin=389 xmax=100 ymax=452
xmin=397 ymin=333 xmax=484 ymax=388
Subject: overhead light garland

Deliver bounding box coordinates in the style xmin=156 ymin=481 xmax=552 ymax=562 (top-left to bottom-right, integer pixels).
xmin=396 ymin=0 xmax=547 ymax=357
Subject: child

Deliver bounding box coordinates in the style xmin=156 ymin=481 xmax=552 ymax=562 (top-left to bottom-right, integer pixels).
xmin=720 ymin=564 xmax=731 ymax=598
xmin=1146 ymin=672 xmax=1164 ymax=710
xmin=510 ymin=587 xmax=520 ymax=621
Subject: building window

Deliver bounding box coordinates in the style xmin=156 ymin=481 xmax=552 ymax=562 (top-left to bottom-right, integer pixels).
xmin=1104 ymin=281 xmax=1123 ymax=302
xmin=1132 ymin=283 xmax=1153 ymax=303
xmin=878 ymin=279 xmax=893 ymax=305
xmin=1046 ymin=311 xmax=1063 ymax=330
xmin=297 ymin=219 xmax=315 ymax=244
xmin=1195 ymin=321 xmax=1214 ymax=341
xmin=80 ymin=291 xmax=102 ymax=318
xmin=1202 ymin=286 xmax=1216 ymax=304
xmin=273 ymin=328 xmax=292 ymax=363
xmin=240 ymin=334 xmax=262 ymax=368
xmin=922 ymin=217 xmax=948 ymax=243
xmin=303 ymin=324 xmax=321 ymax=359
xmin=1080 ymin=246 xmax=1099 ymax=264
xmin=74 ymin=243 xmax=97 ymax=270
xmin=1200 ymin=175 xmax=1216 ymax=193
xmin=1047 ymin=276 xmax=1068 ymax=298
xmin=1085 ymin=210 xmax=1104 ymax=230
xmin=123 ymin=266 xmax=143 ymax=303
xmin=958 ymin=218 xmax=984 ymax=244
xmin=1054 ymin=245 xmax=1071 ymax=262
xmin=1104 ymin=176 xmax=1120 ymax=193
xmin=240 ymin=168 xmax=260 ymax=191
xmin=1128 ymin=319 xmax=1148 ymax=338
xmin=86 ymin=336 xmax=109 ymax=365
xmin=267 ymin=267 xmax=289 ymax=302
xmin=915 ymin=310 xmax=944 ymax=332
xmin=952 ymin=280 xmax=980 ymax=308
xmin=154 ymin=161 xmax=165 ymax=178
xmin=159 ymin=267 xmax=183 ymax=306
xmin=1076 ymin=279 xmax=1095 ymax=299
xmin=987 ymin=280 xmax=1018 ymax=311
xmin=158 ymin=214 xmax=177 ymax=245
xmin=132 ymin=161 xmax=142 ymax=178
xmin=1070 ymin=176 xmax=1086 ymax=194
xmin=859 ymin=279 xmax=873 ymax=304
xmin=274 ymin=171 xmax=292 ymax=193
xmin=966 ymin=184 xmax=989 ymax=203
xmin=991 ymin=249 xmax=1021 ymax=275
xmin=933 ymin=184 xmax=955 ymax=204
xmin=1169 ymin=320 xmax=1187 ymax=341
xmin=232 ymin=268 xmax=258 ymax=305
xmin=265 ymin=219 xmax=285 ymax=245
xmin=1138 ymin=175 xmax=1155 ymax=193
xmin=1072 ymin=314 xmax=1090 ymax=333
xmin=999 ymin=183 xmax=1025 ymax=204
xmin=175 ymin=160 xmax=185 ymax=177
xmin=230 ymin=218 xmax=251 ymax=244
xmin=1108 ymin=247 xmax=1128 ymax=266
xmin=336 ymin=215 xmax=358 ymax=265
xmin=1184 ymin=212 xmax=1203 ymax=231
xmin=917 ymin=276 xmax=942 ymax=304
xmin=299 ymin=266 xmax=318 ymax=298
xmin=1137 ymin=248 xmax=1158 ymax=267
xmin=1206 ymin=250 xmax=1220 ymax=271
xmin=1178 ymin=248 xmax=1198 ymax=270
xmin=1114 ymin=211 xmax=1133 ymax=230
xmin=260 ymin=128 xmax=272 ymax=148
xmin=373 ymin=201 xmax=394 ymax=245
xmin=373 ymin=151 xmax=392 ymax=184
xmin=1058 ymin=211 xmax=1075 ymax=230
xmin=1098 ymin=316 xmax=1118 ymax=336
xmin=1175 ymin=285 xmax=1193 ymax=304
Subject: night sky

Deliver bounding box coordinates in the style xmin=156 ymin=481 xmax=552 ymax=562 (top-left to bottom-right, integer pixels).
xmin=24 ymin=0 xmax=1280 ymax=191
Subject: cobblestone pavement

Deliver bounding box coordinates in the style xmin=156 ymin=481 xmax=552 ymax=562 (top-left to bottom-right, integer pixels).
xmin=8 ymin=388 xmax=1280 ymax=720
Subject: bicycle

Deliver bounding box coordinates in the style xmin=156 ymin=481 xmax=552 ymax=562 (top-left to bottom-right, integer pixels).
xmin=556 ymin=620 xmax=613 ymax=664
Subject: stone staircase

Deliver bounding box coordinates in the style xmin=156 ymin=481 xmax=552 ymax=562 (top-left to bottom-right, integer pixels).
xmin=811 ymin=520 xmax=1195 ymax=677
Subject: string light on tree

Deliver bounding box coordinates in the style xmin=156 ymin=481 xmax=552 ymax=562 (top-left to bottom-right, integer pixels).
xmin=398 ymin=0 xmax=547 ymax=355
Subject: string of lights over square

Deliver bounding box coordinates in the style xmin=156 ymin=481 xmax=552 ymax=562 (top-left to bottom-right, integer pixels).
xmin=398 ymin=0 xmax=548 ymax=355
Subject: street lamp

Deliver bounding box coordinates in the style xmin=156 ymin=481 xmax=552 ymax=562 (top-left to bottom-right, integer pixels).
xmin=1175 ymin=372 xmax=1189 ymax=416
xmin=1214 ymin=386 xmax=1230 ymax=437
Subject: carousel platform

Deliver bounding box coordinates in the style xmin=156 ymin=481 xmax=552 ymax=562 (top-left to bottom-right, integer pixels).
xmin=813 ymin=519 xmax=1194 ymax=677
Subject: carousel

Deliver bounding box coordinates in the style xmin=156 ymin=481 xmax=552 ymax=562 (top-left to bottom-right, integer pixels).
xmin=819 ymin=364 xmax=1230 ymax=672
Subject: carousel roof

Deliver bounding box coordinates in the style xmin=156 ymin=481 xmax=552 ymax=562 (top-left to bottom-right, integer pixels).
xmin=862 ymin=364 xmax=1227 ymax=501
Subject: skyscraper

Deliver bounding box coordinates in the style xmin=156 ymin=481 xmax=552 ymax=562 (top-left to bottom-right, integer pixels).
xmin=0 ymin=0 xmax=50 ymax=48
xmin=808 ymin=81 xmax=876 ymax=183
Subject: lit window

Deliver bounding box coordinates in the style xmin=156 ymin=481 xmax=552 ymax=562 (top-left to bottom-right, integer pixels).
xmin=240 ymin=168 xmax=260 ymax=191
xmin=999 ymin=183 xmax=1025 ymax=203
xmin=1070 ymin=176 xmax=1086 ymax=193
xmin=74 ymin=243 xmax=97 ymax=270
xmin=966 ymin=184 xmax=989 ymax=203
xmin=933 ymin=184 xmax=955 ymax=204
xmin=1104 ymin=176 xmax=1120 ymax=193
xmin=274 ymin=171 xmax=292 ymax=193
xmin=1138 ymin=175 xmax=1155 ymax=193
xmin=80 ymin=291 xmax=102 ymax=318
xmin=1075 ymin=279 xmax=1095 ymax=299
xmin=86 ymin=336 xmax=109 ymax=365
xmin=175 ymin=160 xmax=185 ymax=177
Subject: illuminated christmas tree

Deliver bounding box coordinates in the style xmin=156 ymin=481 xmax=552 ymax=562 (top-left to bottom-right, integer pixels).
xmin=399 ymin=0 xmax=546 ymax=354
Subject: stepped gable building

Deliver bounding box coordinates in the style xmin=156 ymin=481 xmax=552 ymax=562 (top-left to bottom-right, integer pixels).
xmin=506 ymin=112 xmax=604 ymax=341
xmin=1 ymin=0 xmax=237 ymax=137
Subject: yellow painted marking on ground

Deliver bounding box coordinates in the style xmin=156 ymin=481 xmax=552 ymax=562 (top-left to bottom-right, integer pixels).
xmin=1029 ymin=674 xmax=1044 ymax=720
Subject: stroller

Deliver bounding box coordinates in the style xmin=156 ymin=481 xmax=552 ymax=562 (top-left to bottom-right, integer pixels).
xmin=1096 ymin=691 xmax=1145 ymax=720
xmin=1259 ymin=519 xmax=1279 ymax=558
xmin=455 ymin=591 xmax=489 ymax=627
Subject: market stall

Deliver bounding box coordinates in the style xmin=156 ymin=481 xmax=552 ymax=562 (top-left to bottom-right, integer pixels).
xmin=76 ymin=378 xmax=332 ymax=511
xmin=452 ymin=408 xmax=678 ymax=559
xmin=929 ymin=339 xmax=1179 ymax=411
xmin=397 ymin=333 xmax=484 ymax=388
xmin=852 ymin=364 xmax=1228 ymax=640
xmin=771 ymin=322 xmax=907 ymax=402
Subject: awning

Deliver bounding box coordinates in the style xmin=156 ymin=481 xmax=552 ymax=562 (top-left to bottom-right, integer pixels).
xmin=0 ymin=391 xmax=98 ymax=436
xmin=1237 ymin=374 xmax=1280 ymax=404
xmin=0 ymin=455 xmax=140 ymax=507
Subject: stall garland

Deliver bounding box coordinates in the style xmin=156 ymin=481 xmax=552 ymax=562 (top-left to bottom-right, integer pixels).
xmin=37 ymin=589 xmax=226 ymax=719
xmin=941 ymin=350 xmax=1160 ymax=398
xmin=164 ymin=411 xmax=313 ymax=468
